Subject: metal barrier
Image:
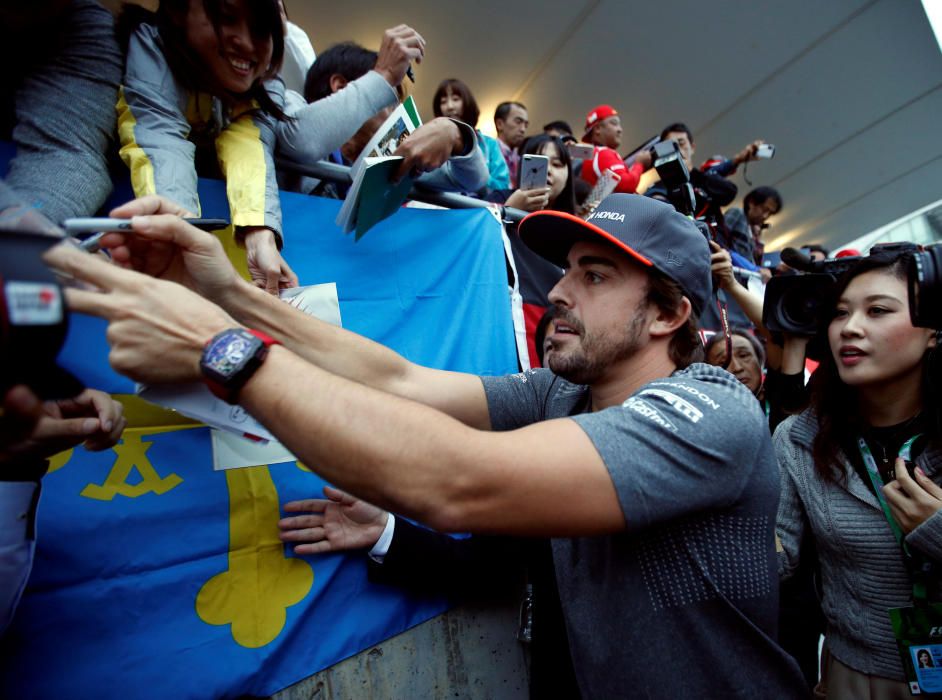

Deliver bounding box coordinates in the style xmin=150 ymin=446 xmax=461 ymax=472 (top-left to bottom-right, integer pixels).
xmin=276 ymin=157 xmax=529 ymax=224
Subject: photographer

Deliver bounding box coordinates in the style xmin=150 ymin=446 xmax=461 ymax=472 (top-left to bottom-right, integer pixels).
xmin=644 ymin=123 xmax=738 ymax=219
xmin=775 ymin=247 xmax=942 ymax=696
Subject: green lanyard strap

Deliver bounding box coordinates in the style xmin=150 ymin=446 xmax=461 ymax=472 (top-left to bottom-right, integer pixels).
xmin=857 ymin=435 xmax=930 ymax=602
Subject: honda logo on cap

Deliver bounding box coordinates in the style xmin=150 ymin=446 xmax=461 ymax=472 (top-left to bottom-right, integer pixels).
xmin=588 ymin=211 xmax=625 ymax=222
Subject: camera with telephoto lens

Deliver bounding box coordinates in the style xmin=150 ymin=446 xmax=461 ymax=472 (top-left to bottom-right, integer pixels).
xmin=650 ymin=139 xmax=696 ymax=216
xmin=763 ymin=242 xmax=942 ymax=342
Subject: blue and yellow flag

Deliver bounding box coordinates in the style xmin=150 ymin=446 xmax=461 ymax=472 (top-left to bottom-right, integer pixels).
xmin=0 ymin=182 xmax=518 ymax=698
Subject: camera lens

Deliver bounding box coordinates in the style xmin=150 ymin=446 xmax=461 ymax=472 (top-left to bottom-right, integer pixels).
xmin=780 ymin=287 xmax=827 ymax=331
xmin=909 ymin=245 xmax=942 ymax=329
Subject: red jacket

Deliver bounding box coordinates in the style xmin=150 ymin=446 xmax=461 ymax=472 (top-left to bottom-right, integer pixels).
xmin=580 ymin=146 xmax=643 ymax=193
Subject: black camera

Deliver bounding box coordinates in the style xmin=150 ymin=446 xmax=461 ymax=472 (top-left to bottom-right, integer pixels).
xmin=650 ymin=140 xmax=696 ymax=216
xmin=907 ymin=243 xmax=942 ymax=329
xmin=0 ymin=227 xmax=82 ymax=399
xmin=763 ymin=242 xmax=942 ymax=340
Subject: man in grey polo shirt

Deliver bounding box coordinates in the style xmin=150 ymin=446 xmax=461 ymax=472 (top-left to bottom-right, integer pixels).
xmin=53 ymin=193 xmax=805 ymax=698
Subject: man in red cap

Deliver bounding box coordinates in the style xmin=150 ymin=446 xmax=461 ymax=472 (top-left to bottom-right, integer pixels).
xmin=580 ymin=105 xmax=650 ymax=194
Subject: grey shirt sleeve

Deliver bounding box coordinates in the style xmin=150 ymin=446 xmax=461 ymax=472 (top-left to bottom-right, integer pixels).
xmin=277 ymin=71 xmax=398 ymax=164
xmin=480 ymin=369 xmax=568 ymax=430
xmin=570 ymin=367 xmax=770 ymax=532
xmin=5 ymin=0 xmax=122 ymax=222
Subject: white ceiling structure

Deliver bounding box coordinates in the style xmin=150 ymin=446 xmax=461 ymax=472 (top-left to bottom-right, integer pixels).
xmin=291 ymin=0 xmax=942 ymax=253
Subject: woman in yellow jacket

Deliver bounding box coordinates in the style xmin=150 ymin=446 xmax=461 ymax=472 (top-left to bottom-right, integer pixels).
xmin=118 ymin=0 xmax=297 ymax=294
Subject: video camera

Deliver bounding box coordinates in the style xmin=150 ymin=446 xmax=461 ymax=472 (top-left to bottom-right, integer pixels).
xmin=763 ymin=242 xmax=942 ymax=340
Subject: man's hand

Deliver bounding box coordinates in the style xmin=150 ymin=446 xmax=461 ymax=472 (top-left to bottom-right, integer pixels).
xmin=632 ymin=150 xmax=653 ymax=170
xmin=1 ymin=385 xmax=126 ymax=467
xmin=884 ymin=458 xmax=942 ymax=534
xmin=98 ymin=195 xmax=243 ymax=304
xmin=45 ymin=244 xmax=236 ymax=385
xmin=373 ymin=25 xmax=425 ymax=88
xmin=393 ymin=118 xmax=462 ymax=181
xmin=505 ymin=187 xmax=551 ymax=212
xmin=709 ymin=241 xmax=736 ymax=290
xmin=241 ymin=227 xmax=299 ymax=296
xmin=733 ymin=140 xmax=765 ymax=165
xmin=279 ymin=486 xmax=389 ymax=555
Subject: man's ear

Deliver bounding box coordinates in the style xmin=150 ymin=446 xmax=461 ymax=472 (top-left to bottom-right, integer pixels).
xmin=329 ymin=74 xmax=349 ymax=94
xmin=648 ymin=297 xmax=692 ymax=339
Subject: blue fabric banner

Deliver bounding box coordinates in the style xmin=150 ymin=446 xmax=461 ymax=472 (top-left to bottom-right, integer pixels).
xmin=0 ymin=180 xmax=518 ymax=698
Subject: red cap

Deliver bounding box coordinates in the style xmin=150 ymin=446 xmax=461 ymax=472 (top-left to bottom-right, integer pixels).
xmin=584 ymin=105 xmax=618 ymax=134
xmin=835 ymin=248 xmax=861 ymax=258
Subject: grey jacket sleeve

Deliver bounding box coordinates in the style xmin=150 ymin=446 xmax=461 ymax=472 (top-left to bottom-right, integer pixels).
xmin=118 ymin=23 xmax=200 ymax=215
xmin=277 ymin=71 xmax=398 ymax=163
xmin=416 ymin=120 xmax=489 ymax=193
xmin=773 ymin=417 xmax=806 ymax=580
xmin=5 ymin=0 xmax=122 ymax=222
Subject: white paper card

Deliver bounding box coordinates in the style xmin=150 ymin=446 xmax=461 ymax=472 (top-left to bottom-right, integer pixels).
xmin=211 ymin=430 xmax=296 ymax=471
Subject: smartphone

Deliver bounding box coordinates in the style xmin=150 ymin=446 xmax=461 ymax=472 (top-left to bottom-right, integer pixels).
xmin=755 ymin=143 xmax=776 ymax=159
xmin=566 ymin=143 xmax=595 ymax=161
xmin=519 ymin=154 xmax=549 ymax=190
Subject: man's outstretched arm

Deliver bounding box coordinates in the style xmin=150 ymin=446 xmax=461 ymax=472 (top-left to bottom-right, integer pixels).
xmin=53 ymin=247 xmax=623 ymax=537
xmin=97 ymin=197 xmax=492 ymax=430
xmin=239 ymin=345 xmax=622 ymax=536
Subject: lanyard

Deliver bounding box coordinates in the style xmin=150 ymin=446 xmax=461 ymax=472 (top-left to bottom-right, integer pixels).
xmin=858 ymin=435 xmax=929 ymax=601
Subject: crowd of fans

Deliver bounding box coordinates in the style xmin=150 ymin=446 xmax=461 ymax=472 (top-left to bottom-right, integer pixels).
xmin=3 ymin=3 xmax=941 ymax=700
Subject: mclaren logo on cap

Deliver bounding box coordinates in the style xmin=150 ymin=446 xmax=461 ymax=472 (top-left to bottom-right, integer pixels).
xmin=588 ymin=211 xmax=625 ymax=222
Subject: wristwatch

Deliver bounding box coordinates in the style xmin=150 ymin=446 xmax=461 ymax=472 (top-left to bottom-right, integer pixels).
xmin=200 ymin=328 xmax=280 ymax=404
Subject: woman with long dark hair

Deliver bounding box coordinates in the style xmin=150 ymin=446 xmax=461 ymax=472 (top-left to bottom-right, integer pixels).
xmin=118 ymin=0 xmax=297 ymax=294
xmin=776 ymin=248 xmax=942 ymax=697
xmin=432 ymin=78 xmax=510 ymax=192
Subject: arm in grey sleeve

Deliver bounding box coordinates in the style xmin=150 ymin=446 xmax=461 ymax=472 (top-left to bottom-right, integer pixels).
xmin=5 ymin=0 xmax=122 ymax=222
xmin=416 ymin=120 xmax=489 ymax=193
xmin=118 ymin=23 xmax=200 ymax=215
xmin=773 ymin=419 xmax=806 ymax=580
xmin=277 ymin=71 xmax=398 ymax=163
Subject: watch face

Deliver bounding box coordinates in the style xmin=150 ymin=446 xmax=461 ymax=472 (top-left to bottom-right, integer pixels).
xmin=204 ymin=330 xmax=260 ymax=379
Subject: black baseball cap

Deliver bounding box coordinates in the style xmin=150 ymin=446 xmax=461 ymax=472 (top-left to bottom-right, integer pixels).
xmin=518 ymin=194 xmax=711 ymax=315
